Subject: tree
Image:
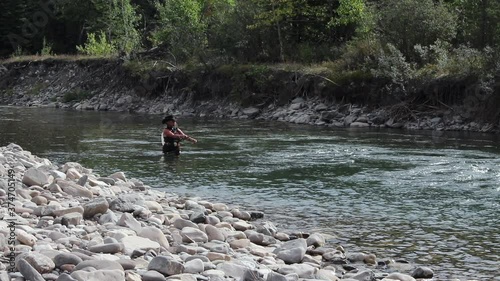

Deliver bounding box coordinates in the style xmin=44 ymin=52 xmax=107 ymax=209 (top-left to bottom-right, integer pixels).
xmin=57 ymin=0 xmax=141 ymax=54
xmin=449 ymin=0 xmax=500 ymax=48
xmin=0 ymin=0 xmax=47 ymax=56
xmin=151 ymin=0 xmax=235 ymax=62
xmin=377 ymin=0 xmax=457 ymax=60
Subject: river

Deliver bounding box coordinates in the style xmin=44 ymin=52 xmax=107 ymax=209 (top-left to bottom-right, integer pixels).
xmin=0 ymin=106 xmax=499 ymax=280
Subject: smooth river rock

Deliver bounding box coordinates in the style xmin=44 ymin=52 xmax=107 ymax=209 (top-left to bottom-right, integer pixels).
xmin=22 ymin=252 xmax=56 ymax=273
xmin=83 ymin=198 xmax=109 ymax=219
xmin=411 ymin=266 xmax=434 ymax=279
xmin=181 ymin=227 xmax=208 ymax=243
xmin=73 ymin=260 xmax=123 ymax=271
xmin=22 ymin=167 xmax=49 ymax=187
xmin=54 ymin=253 xmax=83 ymax=267
xmin=18 ymin=259 xmax=45 ymax=281
xmin=147 ymin=256 xmax=185 ymax=276
xmin=70 ymin=269 xmax=125 ymax=281
xmin=274 ymin=238 xmax=307 ymax=264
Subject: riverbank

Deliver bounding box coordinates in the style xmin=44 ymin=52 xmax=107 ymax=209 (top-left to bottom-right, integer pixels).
xmin=0 ymin=57 xmax=499 ymax=133
xmin=1 ymin=143 xmax=467 ymax=281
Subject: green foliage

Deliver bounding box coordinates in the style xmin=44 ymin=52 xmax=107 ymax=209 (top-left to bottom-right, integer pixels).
xmin=11 ymin=46 xmax=25 ymax=58
xmin=62 ymin=88 xmax=93 ymax=103
xmin=40 ymin=38 xmax=53 ymax=56
xmin=151 ymin=0 xmax=236 ymax=63
xmin=57 ymin=0 xmax=141 ymax=54
xmin=76 ymin=32 xmax=117 ymax=56
xmin=331 ymin=0 xmax=367 ymax=27
xmin=415 ymin=41 xmax=494 ymax=77
xmin=371 ymin=44 xmax=414 ymax=84
xmin=449 ymin=0 xmax=500 ymax=48
xmin=336 ymin=37 xmax=384 ymax=71
xmin=377 ymin=0 xmax=457 ymax=59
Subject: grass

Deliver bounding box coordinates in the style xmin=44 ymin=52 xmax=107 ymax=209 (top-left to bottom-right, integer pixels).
xmin=123 ymin=60 xmax=176 ymax=77
xmin=0 ymin=54 xmax=117 ymax=65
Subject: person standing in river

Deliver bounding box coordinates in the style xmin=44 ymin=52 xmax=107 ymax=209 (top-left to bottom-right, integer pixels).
xmin=162 ymin=115 xmax=197 ymax=156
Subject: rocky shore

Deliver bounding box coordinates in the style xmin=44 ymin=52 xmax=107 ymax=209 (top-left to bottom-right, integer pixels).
xmin=1 ymin=59 xmax=499 ymax=133
xmin=0 ymin=143 xmax=452 ymax=281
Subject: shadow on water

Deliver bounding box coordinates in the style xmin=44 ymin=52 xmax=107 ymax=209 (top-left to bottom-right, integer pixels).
xmin=1 ymin=106 xmax=499 ymax=280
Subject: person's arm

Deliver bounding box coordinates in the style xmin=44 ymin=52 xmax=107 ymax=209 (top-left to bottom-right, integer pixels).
xmin=176 ymin=128 xmax=197 ymax=143
xmin=164 ymin=129 xmax=184 ymax=140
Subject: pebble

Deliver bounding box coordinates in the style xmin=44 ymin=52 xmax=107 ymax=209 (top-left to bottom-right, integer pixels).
xmin=70 ymin=269 xmax=125 ymax=281
xmin=73 ymin=260 xmax=123 ymax=271
xmin=83 ymin=198 xmax=109 ymax=219
xmin=17 ymin=259 xmax=45 ymax=281
xmin=411 ymin=266 xmax=434 ymax=279
xmin=21 ymin=252 xmax=56 ymax=273
xmin=148 ymin=256 xmax=185 ymax=276
xmin=0 ymin=144 xmax=452 ymax=281
xmin=274 ymin=239 xmax=307 ymax=264
xmin=142 ymin=270 xmax=167 ymax=281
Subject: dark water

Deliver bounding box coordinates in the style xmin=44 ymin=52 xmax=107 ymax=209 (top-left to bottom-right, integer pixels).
xmin=1 ymin=106 xmax=499 ymax=280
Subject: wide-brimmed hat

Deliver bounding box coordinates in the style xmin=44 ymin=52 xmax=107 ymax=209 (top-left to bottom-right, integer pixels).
xmin=162 ymin=115 xmax=175 ymax=124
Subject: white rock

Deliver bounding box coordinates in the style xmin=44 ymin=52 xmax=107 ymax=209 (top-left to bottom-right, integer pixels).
xmin=274 ymin=238 xmax=307 ymax=264
xmin=205 ymin=225 xmax=225 ymax=242
xmin=233 ymin=220 xmax=254 ymax=231
xmin=117 ymin=213 xmax=142 ymax=234
xmin=70 ymin=269 xmax=125 ymax=281
xmin=184 ymin=258 xmax=204 ymax=274
xmin=384 ymin=273 xmax=416 ymax=281
xmin=57 ymin=180 xmax=93 ymax=198
xmin=121 ymin=236 xmax=160 ymax=255
xmin=49 ymin=170 xmax=66 ymax=180
xmin=138 ymin=226 xmax=169 ymax=249
xmin=212 ymin=203 xmax=228 ymax=212
xmin=22 ymin=167 xmax=49 ymax=187
xmin=278 ymin=264 xmax=316 ymax=278
xmin=20 ymin=252 xmax=55 ymax=273
xmin=306 ymin=233 xmax=326 ymax=248
xmin=181 ymin=227 xmax=208 ymax=243
xmin=315 ymin=269 xmax=339 ymax=281
xmin=66 ymin=168 xmax=83 ymax=180
xmin=109 ymin=172 xmax=127 ymax=182
xmin=217 ymin=262 xmax=251 ymax=279
xmin=15 ymin=229 xmax=37 ymax=246
xmin=144 ymin=201 xmax=163 ymax=212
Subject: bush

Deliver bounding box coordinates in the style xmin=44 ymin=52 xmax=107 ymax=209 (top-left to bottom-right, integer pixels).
xmin=371 ymin=43 xmax=415 ymax=95
xmin=40 ymin=38 xmax=53 ymax=56
xmin=336 ymin=37 xmax=384 ymax=71
xmin=415 ymin=41 xmax=494 ymax=77
xmin=76 ymin=31 xmax=117 ymax=56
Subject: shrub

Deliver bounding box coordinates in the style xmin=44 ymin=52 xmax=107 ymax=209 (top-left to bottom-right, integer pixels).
xmin=76 ymin=31 xmax=117 ymax=56
xmin=371 ymin=43 xmax=415 ymax=95
xmin=40 ymin=37 xmax=53 ymax=56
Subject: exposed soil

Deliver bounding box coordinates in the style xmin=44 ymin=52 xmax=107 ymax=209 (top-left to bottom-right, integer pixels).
xmin=1 ymin=58 xmax=499 ymax=133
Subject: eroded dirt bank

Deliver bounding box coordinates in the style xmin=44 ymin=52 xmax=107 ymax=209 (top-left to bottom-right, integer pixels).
xmin=1 ymin=58 xmax=499 ymax=133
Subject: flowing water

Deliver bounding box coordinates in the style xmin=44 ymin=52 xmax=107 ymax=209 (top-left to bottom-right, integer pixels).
xmin=1 ymin=106 xmax=499 ymax=280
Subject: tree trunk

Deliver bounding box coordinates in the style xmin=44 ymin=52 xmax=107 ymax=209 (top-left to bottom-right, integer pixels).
xmin=272 ymin=2 xmax=285 ymax=62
